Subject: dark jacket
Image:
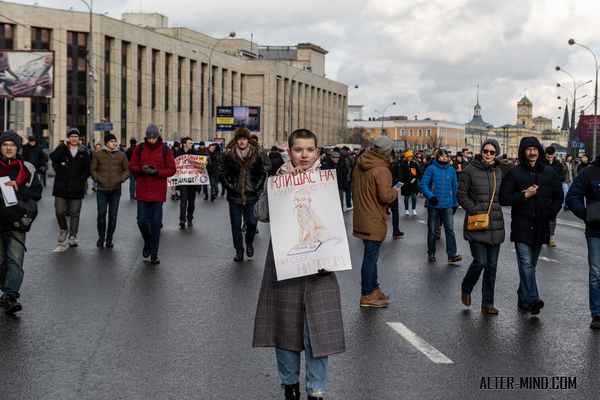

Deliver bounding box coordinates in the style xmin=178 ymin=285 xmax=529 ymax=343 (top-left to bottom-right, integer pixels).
xmin=457 ymin=156 xmax=505 ymax=245
xmin=391 ymin=159 xmax=404 ymax=187
xmin=542 ymin=156 xmax=565 ymax=182
xmin=0 ymin=155 xmax=42 ymax=205
xmin=323 ymin=159 xmax=348 ymax=190
xmin=218 ymin=142 xmax=266 ymax=205
xmin=22 ymin=143 xmax=46 ymax=172
xmin=339 ymin=148 xmax=355 ymax=182
xmin=566 ymin=154 xmax=600 ymax=238
xmin=578 ymin=160 xmax=590 ymax=173
xmin=453 ymin=159 xmax=469 ymax=182
xmin=400 ymin=159 xmax=420 ymax=196
xmin=268 ymin=151 xmax=284 ymax=176
xmin=499 ymin=137 xmax=564 ymax=246
xmin=49 ymin=143 xmax=91 ymax=199
xmin=498 ymin=159 xmax=512 ymax=178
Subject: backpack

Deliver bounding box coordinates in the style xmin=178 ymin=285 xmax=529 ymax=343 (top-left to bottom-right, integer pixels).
xmin=0 ymin=162 xmax=38 ymax=234
xmin=138 ymin=143 xmax=168 ymax=165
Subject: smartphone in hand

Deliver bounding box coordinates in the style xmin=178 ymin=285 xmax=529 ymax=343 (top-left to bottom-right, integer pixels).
xmin=394 ymin=182 xmax=404 ymax=190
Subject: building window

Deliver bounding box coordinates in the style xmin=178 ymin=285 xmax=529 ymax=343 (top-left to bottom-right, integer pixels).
xmin=409 ymin=129 xmax=414 ymax=136
xmin=152 ymin=50 xmax=158 ymax=109
xmin=31 ymin=27 xmax=50 ymax=50
xmin=409 ymin=143 xmax=414 ymax=150
xmin=137 ymin=46 xmax=143 ymax=107
xmin=400 ymin=129 xmax=405 ymax=136
xmin=418 ymin=129 xmax=422 ymax=136
xmin=121 ymin=42 xmax=128 ymax=143
xmin=0 ymin=23 xmax=14 ymax=49
xmin=200 ymin=63 xmax=205 ymax=116
xmin=30 ymin=27 xmax=51 ymax=143
xmin=417 ymin=144 xmax=422 ymax=150
xmin=165 ymin=53 xmax=170 ymax=110
xmin=382 ymin=128 xmax=387 ymax=134
xmin=426 ymin=129 xmax=431 ymax=136
xmin=190 ymin=60 xmax=195 ymax=115
xmin=178 ymin=57 xmax=183 ymax=113
xmin=105 ymin=37 xmax=112 ymax=119
xmin=370 ymin=129 xmax=375 ymax=133
xmin=66 ymin=31 xmax=88 ymax=137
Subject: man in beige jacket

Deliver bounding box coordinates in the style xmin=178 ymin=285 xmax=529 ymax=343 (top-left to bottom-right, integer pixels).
xmin=352 ymin=136 xmax=400 ymax=308
xmin=90 ymin=133 xmax=130 ymax=247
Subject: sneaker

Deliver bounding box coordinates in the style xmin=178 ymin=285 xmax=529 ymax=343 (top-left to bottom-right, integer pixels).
xmin=142 ymin=242 xmax=151 ymax=258
xmin=69 ymin=236 xmax=78 ymax=247
xmin=591 ymin=315 xmax=600 ymax=330
xmin=347 ymin=206 xmax=353 ymax=211
xmin=96 ymin=237 xmax=104 ymax=247
xmin=360 ymin=293 xmax=388 ymax=308
xmin=405 ymin=210 xmax=409 ymax=215
xmin=448 ymin=254 xmax=462 ymax=262
xmin=461 ymin=288 xmax=471 ymax=306
xmin=529 ymin=299 xmax=544 ymax=315
xmin=392 ymin=230 xmax=404 ymax=237
xmin=412 ymin=209 xmax=417 ymax=215
xmin=4 ymin=295 xmax=22 ymax=314
xmin=150 ymin=254 xmax=160 ymax=264
xmin=179 ymin=221 xmax=186 ymax=229
xmin=58 ymin=229 xmax=69 ymax=243
xmin=481 ymin=306 xmax=499 ymax=314
xmin=372 ymin=288 xmax=390 ymax=301
xmin=428 ymin=254 xmax=436 ymax=262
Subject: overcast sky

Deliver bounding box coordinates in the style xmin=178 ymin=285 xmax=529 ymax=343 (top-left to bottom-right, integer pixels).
xmin=6 ymin=0 xmax=600 ymax=128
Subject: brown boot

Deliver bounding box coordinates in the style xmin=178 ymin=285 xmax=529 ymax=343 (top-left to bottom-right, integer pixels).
xmin=372 ymin=288 xmax=390 ymax=301
xmin=548 ymin=236 xmax=556 ymax=247
xmin=360 ymin=293 xmax=388 ymax=308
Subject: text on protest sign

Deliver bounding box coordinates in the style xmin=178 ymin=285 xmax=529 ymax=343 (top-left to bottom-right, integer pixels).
xmin=167 ymin=155 xmax=209 ymax=186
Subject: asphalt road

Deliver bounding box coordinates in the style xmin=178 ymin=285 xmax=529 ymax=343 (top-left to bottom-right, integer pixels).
xmin=0 ymin=178 xmax=596 ymax=399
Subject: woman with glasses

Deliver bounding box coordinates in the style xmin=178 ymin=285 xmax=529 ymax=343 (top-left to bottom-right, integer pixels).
xmin=457 ymin=139 xmax=505 ymax=314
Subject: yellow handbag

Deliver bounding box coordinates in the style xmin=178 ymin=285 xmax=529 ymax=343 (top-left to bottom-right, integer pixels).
xmin=467 ymin=171 xmax=496 ymax=231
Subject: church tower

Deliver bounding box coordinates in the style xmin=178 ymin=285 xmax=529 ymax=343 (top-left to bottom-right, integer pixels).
xmin=517 ymin=95 xmax=533 ymax=129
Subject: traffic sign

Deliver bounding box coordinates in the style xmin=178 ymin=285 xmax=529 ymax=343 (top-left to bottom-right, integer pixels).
xmin=579 ymin=142 xmax=585 ymax=150
xmin=571 ymin=140 xmax=578 ymax=148
xmin=94 ymin=122 xmax=114 ymax=131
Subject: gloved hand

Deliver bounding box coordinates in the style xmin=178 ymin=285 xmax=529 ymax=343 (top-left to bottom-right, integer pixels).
xmin=453 ymin=207 xmax=458 ymax=215
xmin=141 ymin=165 xmax=154 ymax=175
xmin=429 ymin=197 xmax=439 ymax=206
xmin=317 ymin=269 xmax=332 ymax=277
xmin=148 ymin=165 xmax=159 ymax=176
xmin=40 ymin=166 xmax=46 ymax=172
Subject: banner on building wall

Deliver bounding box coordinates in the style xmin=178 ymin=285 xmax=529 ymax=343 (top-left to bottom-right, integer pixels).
xmin=167 ymin=155 xmax=209 ymax=186
xmin=267 ymin=170 xmax=352 ymax=281
xmin=216 ymin=106 xmax=261 ymax=131
xmin=0 ymin=51 xmax=54 ymax=98
xmin=579 ymin=115 xmax=599 ymax=141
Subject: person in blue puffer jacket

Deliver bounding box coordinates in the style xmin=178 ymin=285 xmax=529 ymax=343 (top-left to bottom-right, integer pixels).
xmin=420 ymin=149 xmax=462 ymax=263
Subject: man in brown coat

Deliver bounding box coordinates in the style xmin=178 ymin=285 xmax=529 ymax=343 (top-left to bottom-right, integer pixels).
xmin=90 ymin=133 xmax=131 ymax=247
xmin=352 ymin=136 xmax=401 ymax=307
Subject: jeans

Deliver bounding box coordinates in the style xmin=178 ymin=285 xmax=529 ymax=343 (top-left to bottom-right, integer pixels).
xmin=562 ymin=182 xmax=571 ymax=205
xmin=390 ymin=197 xmax=400 ymax=232
xmin=404 ymin=193 xmax=417 ymax=211
xmin=587 ymin=237 xmax=600 ymax=317
xmin=37 ymin=171 xmax=46 ymax=185
xmin=360 ymin=239 xmax=383 ymax=296
xmin=137 ymin=201 xmax=163 ymax=255
xmin=276 ymin=312 xmax=328 ymax=397
xmin=515 ymin=242 xmax=543 ymax=305
xmin=179 ymin=185 xmax=196 ymax=221
xmin=345 ymin=183 xmax=352 ymax=208
xmin=427 ymin=207 xmax=457 ymax=257
xmin=96 ymin=188 xmax=121 ymax=241
xmin=0 ymin=231 xmax=26 ymax=299
xmin=55 ymin=197 xmax=82 ymax=237
xmin=129 ymin=174 xmax=137 ymax=199
xmin=462 ymin=242 xmax=500 ymax=307
xmin=228 ymin=202 xmax=257 ymax=254
xmin=209 ymin=177 xmax=217 ymax=197
xmin=338 ymin=189 xmax=344 ymax=210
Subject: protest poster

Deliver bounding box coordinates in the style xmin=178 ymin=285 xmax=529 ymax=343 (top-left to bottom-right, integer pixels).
xmin=268 ymin=170 xmax=352 ymax=281
xmin=167 ymin=155 xmax=209 ymax=186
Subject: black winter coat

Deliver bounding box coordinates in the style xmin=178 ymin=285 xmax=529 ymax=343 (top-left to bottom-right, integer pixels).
xmin=323 ymin=159 xmax=348 ymax=190
xmin=400 ymin=159 xmax=420 ymax=196
xmin=542 ymin=156 xmax=565 ymax=182
xmin=268 ymin=151 xmax=284 ymax=176
xmin=219 ymin=145 xmax=266 ymax=205
xmin=499 ymin=138 xmax=563 ymax=246
xmin=49 ymin=143 xmax=91 ymax=199
xmin=22 ymin=144 xmax=46 ymax=172
xmin=391 ymin=159 xmax=404 ymax=187
xmin=457 ymin=156 xmax=505 ymax=245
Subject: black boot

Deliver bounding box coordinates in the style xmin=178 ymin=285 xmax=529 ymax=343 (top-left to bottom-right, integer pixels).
xmin=284 ymin=382 xmax=300 ymax=400
xmin=307 ymin=396 xmax=323 ymax=400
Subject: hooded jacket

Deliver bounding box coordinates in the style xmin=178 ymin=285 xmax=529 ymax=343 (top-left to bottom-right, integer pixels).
xmin=49 ymin=142 xmax=91 ymax=199
xmin=218 ymin=138 xmax=266 ymax=205
xmin=420 ymin=159 xmax=458 ymax=209
xmin=457 ymin=155 xmax=505 ymax=245
xmin=128 ymin=138 xmax=176 ymax=202
xmin=352 ymin=148 xmax=398 ymax=241
xmin=90 ymin=147 xmax=131 ymax=191
xmin=566 ymin=153 xmax=600 ymax=238
xmin=499 ymin=137 xmax=563 ymax=245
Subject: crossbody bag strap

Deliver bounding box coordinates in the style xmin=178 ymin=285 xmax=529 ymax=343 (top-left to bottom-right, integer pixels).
xmin=487 ymin=170 xmax=496 ymax=214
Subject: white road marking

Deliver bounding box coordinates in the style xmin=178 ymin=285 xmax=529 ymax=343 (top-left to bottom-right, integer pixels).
xmin=418 ymin=220 xmax=427 ymax=224
xmin=53 ymin=243 xmax=70 ymax=252
xmin=386 ymin=322 xmax=454 ymax=364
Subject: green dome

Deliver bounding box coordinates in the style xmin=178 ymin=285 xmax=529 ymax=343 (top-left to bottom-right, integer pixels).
xmin=519 ymin=95 xmax=531 ymax=103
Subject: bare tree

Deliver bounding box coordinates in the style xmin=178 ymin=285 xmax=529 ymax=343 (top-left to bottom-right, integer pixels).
xmin=423 ymin=130 xmax=442 ymax=150
xmin=346 ymin=127 xmax=370 ymax=147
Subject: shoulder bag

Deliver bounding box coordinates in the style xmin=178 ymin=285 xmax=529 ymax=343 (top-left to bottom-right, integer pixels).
xmin=467 ymin=170 xmax=496 ymax=231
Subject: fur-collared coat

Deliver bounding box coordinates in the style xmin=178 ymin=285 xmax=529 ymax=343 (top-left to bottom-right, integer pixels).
xmin=218 ymin=138 xmax=266 ymax=205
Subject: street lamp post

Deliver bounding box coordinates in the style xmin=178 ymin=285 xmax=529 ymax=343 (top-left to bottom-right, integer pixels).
xmin=208 ymin=32 xmax=235 ymax=142
xmin=340 ymin=85 xmax=358 ymax=144
xmin=287 ymin=65 xmax=312 ymax=139
xmin=80 ymin=0 xmax=94 ymax=145
xmin=556 ymin=67 xmax=592 ymax=158
xmin=374 ymin=102 xmax=396 ymax=135
xmin=569 ymin=39 xmax=598 ymax=159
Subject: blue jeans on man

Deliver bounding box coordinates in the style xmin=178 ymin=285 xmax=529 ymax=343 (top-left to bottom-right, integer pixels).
xmin=129 ymin=174 xmax=137 ymax=199
xmin=276 ymin=312 xmax=328 ymax=397
xmin=179 ymin=185 xmax=196 ymax=222
xmin=404 ymin=193 xmax=417 ymax=211
xmin=137 ymin=201 xmax=163 ymax=255
xmin=37 ymin=171 xmax=46 ymax=186
xmin=587 ymin=237 xmax=600 ymax=318
xmin=360 ymin=239 xmax=383 ymax=296
xmin=427 ymin=207 xmax=457 ymax=257
xmin=462 ymin=242 xmax=501 ymax=307
xmin=0 ymin=231 xmax=26 ymax=299
xmin=96 ymin=188 xmax=121 ymax=241
xmin=514 ymin=242 xmax=543 ymax=305
xmin=228 ymin=202 xmax=257 ymax=254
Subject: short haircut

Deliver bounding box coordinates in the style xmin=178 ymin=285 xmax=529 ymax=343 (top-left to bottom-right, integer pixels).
xmin=251 ymin=134 xmax=259 ymax=141
xmin=462 ymin=148 xmax=468 ymax=153
xmin=502 ymin=154 xmax=507 ymax=159
xmin=566 ymin=153 xmax=573 ymax=160
xmin=180 ymin=136 xmax=192 ymax=145
xmin=288 ymin=129 xmax=318 ymax=149
xmin=545 ymin=146 xmax=555 ymax=155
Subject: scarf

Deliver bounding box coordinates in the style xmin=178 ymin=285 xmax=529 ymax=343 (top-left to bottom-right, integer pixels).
xmin=0 ymin=158 xmax=27 ymax=186
xmin=277 ymin=158 xmax=321 ymax=175
xmin=235 ymin=145 xmax=251 ymax=160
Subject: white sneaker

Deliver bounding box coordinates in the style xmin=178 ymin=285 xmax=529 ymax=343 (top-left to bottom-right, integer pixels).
xmin=58 ymin=230 xmax=68 ymax=243
xmin=405 ymin=210 xmax=409 ymax=215
xmin=347 ymin=207 xmax=353 ymax=211
xmin=412 ymin=210 xmax=418 ymax=215
xmin=69 ymin=236 xmax=78 ymax=247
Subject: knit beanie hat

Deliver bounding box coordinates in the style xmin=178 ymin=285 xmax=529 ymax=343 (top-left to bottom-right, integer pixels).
xmin=130 ymin=138 xmax=137 ymax=145
xmin=436 ymin=149 xmax=449 ymax=160
xmin=481 ymin=138 xmax=500 ymax=154
xmin=67 ymin=127 xmax=81 ymax=138
xmin=372 ymin=136 xmax=393 ymax=154
xmin=404 ymin=151 xmax=414 ymax=159
xmin=145 ymin=124 xmax=160 ymax=138
xmin=173 ymin=141 xmax=180 ymax=148
xmin=104 ymin=133 xmax=117 ymax=144
xmin=0 ymin=130 xmax=22 ymax=151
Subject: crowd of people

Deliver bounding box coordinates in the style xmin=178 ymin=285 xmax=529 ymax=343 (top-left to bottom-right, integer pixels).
xmin=1 ymin=125 xmax=599 ymax=399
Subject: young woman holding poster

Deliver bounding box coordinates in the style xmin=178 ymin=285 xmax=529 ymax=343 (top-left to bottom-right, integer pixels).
xmin=253 ymin=129 xmax=344 ymax=400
